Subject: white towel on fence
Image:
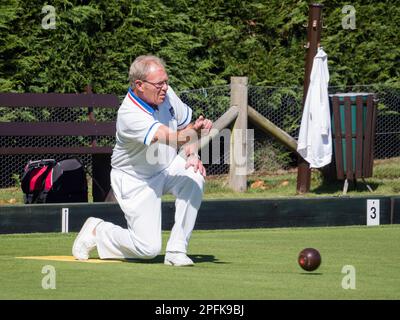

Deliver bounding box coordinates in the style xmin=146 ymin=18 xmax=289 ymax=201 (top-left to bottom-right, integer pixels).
xmin=297 ymin=48 xmax=332 ymax=168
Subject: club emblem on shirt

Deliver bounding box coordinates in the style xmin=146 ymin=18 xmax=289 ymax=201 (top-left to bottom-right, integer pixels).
xmin=169 ymin=107 xmax=175 ymax=119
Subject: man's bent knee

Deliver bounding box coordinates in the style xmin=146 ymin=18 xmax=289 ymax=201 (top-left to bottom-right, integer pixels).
xmin=186 ymin=170 xmax=205 ymax=192
xmin=138 ymin=244 xmax=161 ymax=259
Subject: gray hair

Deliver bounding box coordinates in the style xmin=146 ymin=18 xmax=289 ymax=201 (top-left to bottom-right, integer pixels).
xmin=128 ymin=55 xmax=166 ymax=88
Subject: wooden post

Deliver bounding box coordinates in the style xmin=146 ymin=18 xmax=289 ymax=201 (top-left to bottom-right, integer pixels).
xmin=229 ymin=77 xmax=248 ymax=192
xmin=296 ymin=3 xmax=323 ymax=194
xmin=248 ymin=106 xmax=298 ymax=153
xmin=84 ymin=84 xmax=96 ymax=147
xmin=178 ymin=105 xmax=239 ymax=157
xmin=83 ymin=84 xmax=112 ymax=202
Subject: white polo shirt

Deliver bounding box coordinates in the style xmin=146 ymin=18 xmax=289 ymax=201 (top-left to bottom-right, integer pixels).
xmin=111 ymin=86 xmax=192 ymax=178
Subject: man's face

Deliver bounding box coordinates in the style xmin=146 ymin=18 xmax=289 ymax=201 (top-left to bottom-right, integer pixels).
xmin=136 ymin=64 xmax=169 ymax=107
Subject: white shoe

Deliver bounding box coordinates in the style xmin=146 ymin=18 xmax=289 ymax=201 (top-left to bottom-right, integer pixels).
xmin=72 ymin=217 xmax=103 ymax=260
xmin=164 ymin=252 xmax=194 ymax=267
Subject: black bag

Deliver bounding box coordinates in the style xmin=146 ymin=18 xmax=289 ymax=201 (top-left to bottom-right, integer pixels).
xmin=21 ymin=158 xmax=88 ymax=204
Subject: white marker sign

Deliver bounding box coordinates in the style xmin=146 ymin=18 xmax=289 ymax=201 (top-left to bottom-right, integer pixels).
xmin=367 ymin=199 xmax=380 ymax=226
xmin=62 ymin=208 xmax=69 ymax=233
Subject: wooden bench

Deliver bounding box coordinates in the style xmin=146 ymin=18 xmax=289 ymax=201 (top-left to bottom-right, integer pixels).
xmin=330 ymin=93 xmax=377 ymax=194
xmin=0 ymin=91 xmax=120 ymax=201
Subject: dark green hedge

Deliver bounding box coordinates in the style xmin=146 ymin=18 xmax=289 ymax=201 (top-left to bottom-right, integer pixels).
xmin=0 ymin=0 xmax=399 ymax=94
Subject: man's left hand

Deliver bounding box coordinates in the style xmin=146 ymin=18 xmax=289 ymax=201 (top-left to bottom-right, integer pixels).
xmin=185 ymin=154 xmax=206 ymax=177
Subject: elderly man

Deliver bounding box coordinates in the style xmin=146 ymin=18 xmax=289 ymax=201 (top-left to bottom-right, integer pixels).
xmin=73 ymin=55 xmax=212 ymax=266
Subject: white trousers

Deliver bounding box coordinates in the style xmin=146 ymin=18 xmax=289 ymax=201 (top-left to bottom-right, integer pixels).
xmin=95 ymin=156 xmax=204 ymax=259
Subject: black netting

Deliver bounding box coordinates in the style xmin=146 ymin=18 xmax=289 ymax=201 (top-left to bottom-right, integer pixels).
xmin=1 ymin=84 xmax=399 ymax=188
xmin=0 ymin=105 xmax=117 ymax=188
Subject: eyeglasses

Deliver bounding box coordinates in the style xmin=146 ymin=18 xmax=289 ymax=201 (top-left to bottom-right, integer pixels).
xmin=142 ymin=79 xmax=169 ymax=89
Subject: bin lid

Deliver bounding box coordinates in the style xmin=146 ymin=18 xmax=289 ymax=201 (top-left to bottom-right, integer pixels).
xmin=329 ymin=92 xmax=374 ymax=97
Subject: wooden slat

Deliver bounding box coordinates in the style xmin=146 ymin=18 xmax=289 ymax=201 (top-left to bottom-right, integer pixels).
xmin=355 ymin=96 xmax=364 ymax=178
xmin=363 ymin=95 xmax=374 ymax=177
xmin=332 ymin=133 xmax=361 ymax=139
xmin=0 ymin=146 xmax=113 ymax=155
xmin=344 ymin=97 xmax=353 ymax=180
xmin=367 ymin=95 xmax=377 ymax=177
xmin=332 ymin=96 xmax=344 ymax=179
xmin=369 ymin=95 xmax=378 ymax=177
xmin=0 ymin=93 xmax=120 ymax=108
xmin=0 ymin=122 xmax=116 ymax=136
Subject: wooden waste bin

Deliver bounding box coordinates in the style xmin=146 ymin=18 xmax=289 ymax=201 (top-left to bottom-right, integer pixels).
xmin=330 ymin=93 xmax=377 ymax=193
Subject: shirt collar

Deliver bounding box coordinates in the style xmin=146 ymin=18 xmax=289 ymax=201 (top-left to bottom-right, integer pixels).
xmin=128 ymin=87 xmax=156 ymax=114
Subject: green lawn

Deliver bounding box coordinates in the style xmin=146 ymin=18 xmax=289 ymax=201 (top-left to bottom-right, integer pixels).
xmin=0 ymin=225 xmax=399 ymax=299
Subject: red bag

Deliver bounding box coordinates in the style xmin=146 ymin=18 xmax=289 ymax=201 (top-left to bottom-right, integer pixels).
xmin=21 ymin=158 xmax=88 ymax=204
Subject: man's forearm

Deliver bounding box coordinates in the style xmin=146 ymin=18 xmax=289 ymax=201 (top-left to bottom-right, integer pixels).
xmin=176 ymin=124 xmax=199 ymax=148
xmin=182 ymin=140 xmax=199 ymax=157
xmin=154 ymin=124 xmax=199 ymax=148
xmin=177 ymin=123 xmax=200 ymax=158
